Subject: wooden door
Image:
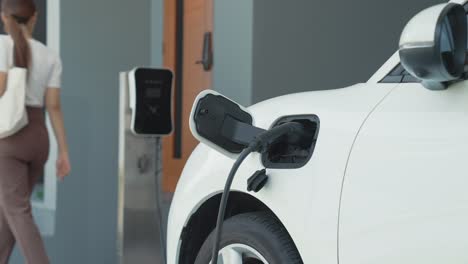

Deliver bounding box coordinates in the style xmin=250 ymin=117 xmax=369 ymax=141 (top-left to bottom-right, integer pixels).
xmin=162 ymin=0 xmax=213 ymax=192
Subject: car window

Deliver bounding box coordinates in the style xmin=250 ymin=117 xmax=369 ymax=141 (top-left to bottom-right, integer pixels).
xmin=380 ymin=64 xmax=420 ymax=83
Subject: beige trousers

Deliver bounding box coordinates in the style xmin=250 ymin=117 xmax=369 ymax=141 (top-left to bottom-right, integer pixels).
xmin=0 ymin=107 xmax=50 ymax=264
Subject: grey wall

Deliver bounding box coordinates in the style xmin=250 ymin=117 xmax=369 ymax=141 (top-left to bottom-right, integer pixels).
xmin=214 ymin=0 xmax=254 ymax=106
xmin=151 ymin=0 xmax=164 ymax=67
xmin=251 ymin=0 xmax=444 ymax=103
xmin=12 ymin=0 xmax=152 ymax=263
xmin=53 ymin=0 xmax=151 ymax=262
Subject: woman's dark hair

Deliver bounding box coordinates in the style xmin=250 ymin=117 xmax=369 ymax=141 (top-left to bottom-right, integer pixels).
xmin=2 ymin=0 xmax=36 ymax=68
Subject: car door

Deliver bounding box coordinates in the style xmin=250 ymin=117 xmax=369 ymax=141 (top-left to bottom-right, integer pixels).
xmin=339 ymin=68 xmax=468 ymax=263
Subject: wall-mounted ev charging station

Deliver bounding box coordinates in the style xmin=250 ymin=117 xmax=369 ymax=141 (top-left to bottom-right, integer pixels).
xmin=118 ymin=68 xmax=173 ymax=264
xmin=128 ymin=68 xmax=173 ymax=135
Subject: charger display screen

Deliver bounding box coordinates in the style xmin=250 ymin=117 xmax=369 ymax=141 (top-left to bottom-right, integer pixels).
xmin=145 ymin=86 xmax=162 ymax=99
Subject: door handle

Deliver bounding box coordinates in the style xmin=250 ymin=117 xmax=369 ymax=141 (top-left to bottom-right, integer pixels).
xmin=196 ymin=32 xmax=214 ymax=71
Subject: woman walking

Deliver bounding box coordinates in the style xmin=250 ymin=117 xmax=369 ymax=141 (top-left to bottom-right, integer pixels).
xmin=0 ymin=0 xmax=71 ymax=263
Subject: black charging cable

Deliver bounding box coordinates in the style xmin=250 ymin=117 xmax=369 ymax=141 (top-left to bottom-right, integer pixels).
xmin=210 ymin=121 xmax=305 ymax=264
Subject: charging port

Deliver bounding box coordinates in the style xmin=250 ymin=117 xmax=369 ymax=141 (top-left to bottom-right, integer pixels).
xmin=262 ymin=115 xmax=319 ymax=169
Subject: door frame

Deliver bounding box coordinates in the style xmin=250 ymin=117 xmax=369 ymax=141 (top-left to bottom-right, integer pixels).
xmin=162 ymin=0 xmax=213 ymax=192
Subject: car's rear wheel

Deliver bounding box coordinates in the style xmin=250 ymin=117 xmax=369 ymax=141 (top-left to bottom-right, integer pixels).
xmin=194 ymin=212 xmax=303 ymax=264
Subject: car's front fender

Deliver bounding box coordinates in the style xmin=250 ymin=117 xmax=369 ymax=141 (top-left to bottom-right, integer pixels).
xmin=167 ymin=83 xmax=396 ymax=264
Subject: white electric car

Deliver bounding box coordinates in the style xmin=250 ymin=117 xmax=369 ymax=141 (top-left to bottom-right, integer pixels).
xmin=168 ymin=1 xmax=468 ymax=263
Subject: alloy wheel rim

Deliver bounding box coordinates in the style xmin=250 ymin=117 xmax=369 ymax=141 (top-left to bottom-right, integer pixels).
xmin=212 ymin=243 xmax=269 ymax=264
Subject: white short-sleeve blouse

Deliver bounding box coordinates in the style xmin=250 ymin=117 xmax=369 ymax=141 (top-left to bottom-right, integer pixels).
xmin=0 ymin=34 xmax=62 ymax=107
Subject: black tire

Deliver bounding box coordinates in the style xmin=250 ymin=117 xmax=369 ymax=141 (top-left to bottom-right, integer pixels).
xmin=194 ymin=212 xmax=303 ymax=264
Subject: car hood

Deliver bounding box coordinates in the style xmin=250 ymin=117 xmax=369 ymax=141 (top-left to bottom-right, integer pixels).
xmin=248 ymin=83 xmax=394 ymax=130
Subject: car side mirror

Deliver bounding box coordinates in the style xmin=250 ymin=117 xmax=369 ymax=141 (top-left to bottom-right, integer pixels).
xmin=190 ymin=90 xmax=260 ymax=158
xmin=399 ymin=3 xmax=467 ymax=90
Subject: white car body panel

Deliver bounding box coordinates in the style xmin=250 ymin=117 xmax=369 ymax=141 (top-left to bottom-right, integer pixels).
xmin=451 ymin=0 xmax=467 ymax=5
xmin=340 ymin=81 xmax=468 ymax=263
xmin=167 ymin=84 xmax=396 ymax=263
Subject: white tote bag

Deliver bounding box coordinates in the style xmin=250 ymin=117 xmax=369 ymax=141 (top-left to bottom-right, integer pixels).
xmin=0 ymin=46 xmax=28 ymax=139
